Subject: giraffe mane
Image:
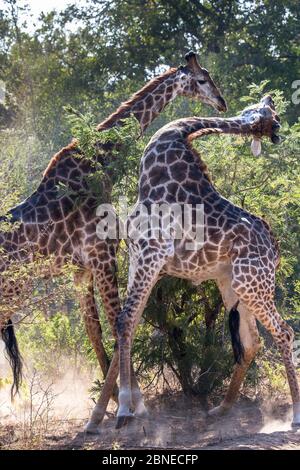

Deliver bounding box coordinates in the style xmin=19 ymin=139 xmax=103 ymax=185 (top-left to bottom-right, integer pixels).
xmin=185 ymin=129 xmax=224 ymax=183
xmin=97 ymin=67 xmax=178 ymax=131
xmin=188 ymin=128 xmax=223 ymax=141
xmin=43 ymin=139 xmax=78 ymax=178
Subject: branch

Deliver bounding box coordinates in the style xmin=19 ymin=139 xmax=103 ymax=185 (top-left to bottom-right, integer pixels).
xmin=237 ymin=173 xmax=271 ymax=193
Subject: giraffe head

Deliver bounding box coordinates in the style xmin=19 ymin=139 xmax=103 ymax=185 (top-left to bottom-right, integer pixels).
xmin=240 ymin=95 xmax=281 ymax=156
xmin=177 ymin=51 xmax=227 ymax=112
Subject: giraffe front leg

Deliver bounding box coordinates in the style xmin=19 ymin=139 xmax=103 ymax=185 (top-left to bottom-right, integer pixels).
xmin=85 ymin=258 xmax=147 ymax=431
xmin=275 ymin=321 xmax=300 ymax=427
xmin=130 ymin=282 xmax=154 ymax=418
xmin=293 ymin=403 xmax=300 ymax=427
xmin=131 ymin=362 xmax=148 ymax=417
xmin=116 ymin=247 xmax=169 ymax=428
xmin=85 ymin=348 xmax=120 ymax=434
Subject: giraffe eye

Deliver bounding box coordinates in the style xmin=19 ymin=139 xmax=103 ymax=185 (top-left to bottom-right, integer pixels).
xmin=198 ymin=79 xmax=207 ymax=85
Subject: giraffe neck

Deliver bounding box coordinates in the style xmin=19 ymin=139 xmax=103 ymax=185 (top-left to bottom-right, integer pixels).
xmin=97 ymin=68 xmax=180 ymax=133
xmin=171 ymin=116 xmax=255 ymax=139
xmin=140 ymin=114 xmax=262 ymax=201
xmin=0 ymin=68 xmax=184 ymax=263
xmin=176 ymin=116 xmax=258 ymax=185
xmin=44 ymin=68 xmax=183 ymax=181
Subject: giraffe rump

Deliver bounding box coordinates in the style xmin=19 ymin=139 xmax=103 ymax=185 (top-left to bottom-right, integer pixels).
xmin=1 ymin=319 xmax=23 ymax=398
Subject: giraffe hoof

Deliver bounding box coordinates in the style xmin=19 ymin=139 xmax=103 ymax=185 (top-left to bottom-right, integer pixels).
xmin=116 ymin=414 xmax=134 ymax=429
xmin=84 ymin=422 xmax=101 ymax=434
xmin=134 ymin=403 xmax=149 ymax=418
xmin=135 ymin=409 xmax=149 ymax=419
xmin=208 ymin=405 xmax=228 ymax=418
xmin=291 ymin=421 xmax=300 ymax=429
xmin=292 ymin=404 xmax=300 ymax=428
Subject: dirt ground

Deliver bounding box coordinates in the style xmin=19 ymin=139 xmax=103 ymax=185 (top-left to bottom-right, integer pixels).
xmin=1 ymin=394 xmax=300 ymax=450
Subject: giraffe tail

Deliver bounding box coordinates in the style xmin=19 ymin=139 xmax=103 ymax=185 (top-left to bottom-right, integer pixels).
xmin=1 ymin=319 xmax=23 ymax=399
xmin=228 ymin=303 xmax=245 ymax=365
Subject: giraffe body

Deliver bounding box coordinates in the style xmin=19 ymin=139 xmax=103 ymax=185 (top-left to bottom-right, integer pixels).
xmin=0 ymin=53 xmax=226 ymax=430
xmin=114 ymin=96 xmax=300 ymax=428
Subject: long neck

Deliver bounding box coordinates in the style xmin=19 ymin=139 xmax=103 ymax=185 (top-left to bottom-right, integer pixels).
xmin=97 ymin=68 xmax=180 ymax=133
xmin=174 ymin=116 xmax=253 ymax=139
xmin=43 ymin=70 xmax=181 ymax=185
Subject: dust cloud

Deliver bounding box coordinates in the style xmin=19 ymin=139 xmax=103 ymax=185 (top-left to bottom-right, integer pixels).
xmin=0 ymin=344 xmax=97 ymax=430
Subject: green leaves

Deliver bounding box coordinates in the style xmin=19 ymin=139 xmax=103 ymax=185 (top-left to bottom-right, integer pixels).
xmin=64 ymin=105 xmax=100 ymax=160
xmin=240 ymin=80 xmax=289 ymax=115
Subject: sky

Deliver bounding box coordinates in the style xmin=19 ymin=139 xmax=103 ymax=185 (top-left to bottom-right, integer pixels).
xmin=0 ymin=0 xmax=87 ymax=32
xmin=28 ymin=0 xmax=73 ymax=13
xmin=0 ymin=0 xmax=75 ymax=17
xmin=23 ymin=0 xmax=72 ymax=15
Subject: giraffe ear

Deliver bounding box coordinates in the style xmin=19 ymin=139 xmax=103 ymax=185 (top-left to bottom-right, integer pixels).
xmin=261 ymin=94 xmax=275 ymax=110
xmin=185 ymin=51 xmax=196 ymax=61
xmin=185 ymin=51 xmax=201 ymax=72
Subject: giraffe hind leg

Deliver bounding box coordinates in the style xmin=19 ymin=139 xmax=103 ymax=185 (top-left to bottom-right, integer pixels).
xmin=230 ymin=260 xmax=300 ymax=426
xmin=209 ymin=276 xmax=261 ymax=417
xmin=228 ymin=303 xmax=245 ymax=365
xmin=74 ymin=270 xmax=119 ymax=404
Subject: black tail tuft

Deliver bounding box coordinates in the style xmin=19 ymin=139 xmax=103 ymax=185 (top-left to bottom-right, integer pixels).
xmin=228 ymin=306 xmax=245 ymax=364
xmin=1 ymin=319 xmax=23 ymax=399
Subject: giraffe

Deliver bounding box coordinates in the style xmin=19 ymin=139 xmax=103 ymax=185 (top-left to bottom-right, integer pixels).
xmin=0 ymin=52 xmax=226 ymax=418
xmin=114 ymin=95 xmax=300 ymax=429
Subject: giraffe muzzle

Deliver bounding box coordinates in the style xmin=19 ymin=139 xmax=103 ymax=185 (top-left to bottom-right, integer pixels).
xmin=271 ymin=133 xmax=282 ymax=144
xmin=216 ymin=96 xmax=227 ymax=112
xmin=271 ymin=121 xmax=282 ymax=144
